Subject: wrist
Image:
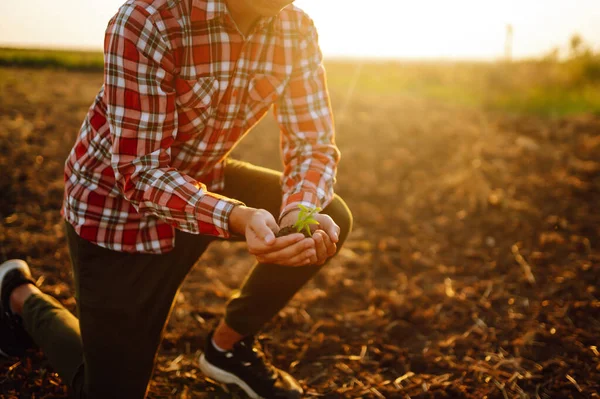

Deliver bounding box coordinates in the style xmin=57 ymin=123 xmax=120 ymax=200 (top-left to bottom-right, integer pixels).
xmin=229 ymin=205 xmax=255 ymax=235
xmin=278 ymin=209 xmax=300 ymax=227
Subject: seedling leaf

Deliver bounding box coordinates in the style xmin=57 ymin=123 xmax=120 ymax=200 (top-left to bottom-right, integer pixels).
xmin=292 ymin=205 xmax=321 ymax=236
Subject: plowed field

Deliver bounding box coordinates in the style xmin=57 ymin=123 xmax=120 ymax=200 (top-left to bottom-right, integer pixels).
xmin=1 ymin=66 xmax=599 ymax=398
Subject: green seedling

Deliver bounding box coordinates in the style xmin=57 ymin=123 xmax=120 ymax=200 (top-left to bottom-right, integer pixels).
xmin=292 ymin=204 xmax=321 ymax=237
xmin=276 ymin=204 xmax=322 ymax=238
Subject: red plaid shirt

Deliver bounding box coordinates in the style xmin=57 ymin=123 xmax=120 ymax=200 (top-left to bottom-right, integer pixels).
xmin=62 ymin=0 xmax=339 ymax=254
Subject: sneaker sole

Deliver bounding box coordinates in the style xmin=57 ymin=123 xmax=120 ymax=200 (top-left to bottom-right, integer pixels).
xmin=199 ymin=353 xmax=263 ymax=399
xmin=0 ymin=260 xmax=31 ymax=307
xmin=0 ymin=260 xmax=31 ymax=358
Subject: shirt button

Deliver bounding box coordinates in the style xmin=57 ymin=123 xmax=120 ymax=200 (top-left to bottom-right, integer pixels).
xmin=232 ymin=89 xmax=238 ymax=98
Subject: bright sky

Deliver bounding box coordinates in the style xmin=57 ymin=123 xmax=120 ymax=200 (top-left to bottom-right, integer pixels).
xmin=0 ymin=0 xmax=598 ymax=60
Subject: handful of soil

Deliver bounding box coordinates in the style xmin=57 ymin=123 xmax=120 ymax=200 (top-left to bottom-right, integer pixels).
xmin=276 ymin=205 xmax=322 ymax=238
xmin=276 ymin=225 xmax=314 ymax=238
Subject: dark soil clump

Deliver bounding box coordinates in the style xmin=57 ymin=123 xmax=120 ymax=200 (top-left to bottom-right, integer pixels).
xmin=276 ymin=226 xmax=312 ymax=238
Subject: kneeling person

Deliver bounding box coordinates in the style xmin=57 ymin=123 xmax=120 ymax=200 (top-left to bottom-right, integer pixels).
xmin=0 ymin=0 xmax=353 ymax=398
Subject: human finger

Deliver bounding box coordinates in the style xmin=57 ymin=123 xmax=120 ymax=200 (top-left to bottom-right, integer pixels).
xmin=312 ymin=230 xmax=329 ymax=265
xmin=248 ymin=210 xmax=279 ymax=244
xmin=315 ymin=214 xmax=340 ymax=243
xmin=266 ymin=246 xmax=317 ymax=267
xmin=318 ymin=229 xmax=337 ymax=257
xmin=257 ymin=247 xmax=315 ymax=267
xmin=255 ymin=238 xmax=315 ymax=264
xmin=249 ymin=232 xmax=306 ymax=255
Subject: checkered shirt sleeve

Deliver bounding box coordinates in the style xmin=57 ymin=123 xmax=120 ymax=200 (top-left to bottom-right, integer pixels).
xmin=104 ymin=4 xmax=242 ymax=238
xmin=275 ymin=17 xmax=340 ymax=218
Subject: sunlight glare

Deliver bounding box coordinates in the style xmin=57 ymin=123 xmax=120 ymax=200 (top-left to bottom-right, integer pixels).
xmin=0 ymin=0 xmax=598 ymax=59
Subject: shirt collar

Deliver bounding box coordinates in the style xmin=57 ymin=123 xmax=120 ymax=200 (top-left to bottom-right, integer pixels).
xmin=191 ymin=0 xmax=228 ymax=21
xmin=192 ymin=0 xmax=277 ymax=31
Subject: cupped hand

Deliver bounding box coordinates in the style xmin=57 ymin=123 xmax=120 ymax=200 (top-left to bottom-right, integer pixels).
xmin=230 ymin=206 xmax=316 ymax=267
xmin=310 ymin=213 xmax=339 ymax=265
xmin=279 ymin=210 xmax=340 ymax=266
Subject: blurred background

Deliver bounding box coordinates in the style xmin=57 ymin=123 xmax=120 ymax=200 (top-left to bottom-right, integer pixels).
xmin=2 ymin=0 xmax=600 ymax=59
xmin=0 ymin=1 xmax=599 ymax=398
xmin=1 ymin=0 xmax=600 ymax=115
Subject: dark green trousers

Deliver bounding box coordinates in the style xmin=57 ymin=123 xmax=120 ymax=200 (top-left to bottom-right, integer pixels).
xmin=21 ymin=159 xmax=352 ymax=399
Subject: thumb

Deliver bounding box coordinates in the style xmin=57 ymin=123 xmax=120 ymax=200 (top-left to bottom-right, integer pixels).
xmin=251 ymin=211 xmax=279 ymax=244
xmin=319 ymin=215 xmax=340 ymax=243
xmin=328 ymin=224 xmax=340 ymax=243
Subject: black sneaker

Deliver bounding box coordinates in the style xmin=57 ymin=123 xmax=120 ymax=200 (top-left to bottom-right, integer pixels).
xmin=0 ymin=259 xmax=37 ymax=357
xmin=199 ymin=332 xmax=303 ymax=399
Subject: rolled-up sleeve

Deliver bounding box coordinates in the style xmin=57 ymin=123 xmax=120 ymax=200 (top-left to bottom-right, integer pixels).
xmin=104 ymin=4 xmax=242 ymax=237
xmin=274 ymin=16 xmax=340 ymax=219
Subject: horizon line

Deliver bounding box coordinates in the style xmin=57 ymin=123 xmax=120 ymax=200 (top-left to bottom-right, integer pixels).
xmin=0 ymin=43 xmax=564 ymax=63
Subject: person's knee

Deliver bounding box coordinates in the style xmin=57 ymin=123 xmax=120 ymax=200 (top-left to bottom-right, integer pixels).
xmin=325 ymin=195 xmax=353 ymax=248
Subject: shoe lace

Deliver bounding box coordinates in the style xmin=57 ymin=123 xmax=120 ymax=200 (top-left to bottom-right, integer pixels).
xmin=233 ymin=336 xmax=277 ymax=382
